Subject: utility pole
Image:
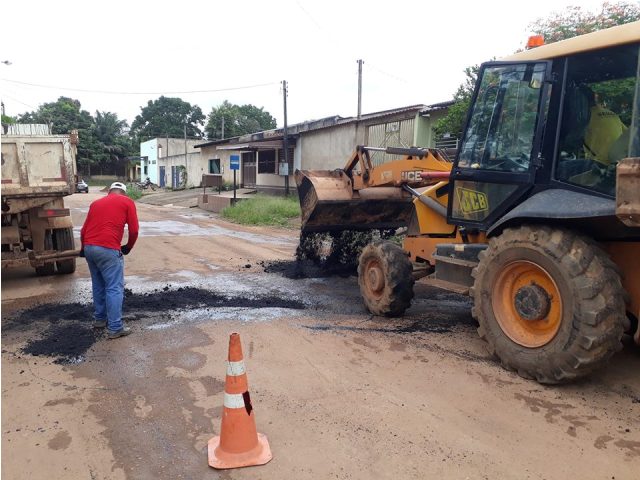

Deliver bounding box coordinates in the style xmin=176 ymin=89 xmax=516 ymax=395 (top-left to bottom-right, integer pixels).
xmin=184 ymin=121 xmax=188 ymax=186
xmin=221 ymin=116 xmax=225 ymax=139
xmin=282 ymin=80 xmax=290 ymax=196
xmin=357 ymin=59 xmax=364 ymax=120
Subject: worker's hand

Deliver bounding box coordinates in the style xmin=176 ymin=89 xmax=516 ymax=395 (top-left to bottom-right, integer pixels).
xmin=121 ymin=245 xmax=131 ymax=255
xmin=79 ymin=248 xmax=85 ymax=258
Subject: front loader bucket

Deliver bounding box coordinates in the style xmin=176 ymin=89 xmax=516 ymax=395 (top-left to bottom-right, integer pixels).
xmin=295 ymin=169 xmax=414 ymax=232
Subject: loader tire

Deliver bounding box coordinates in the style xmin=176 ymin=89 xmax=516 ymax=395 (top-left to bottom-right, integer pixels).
xmin=358 ymin=241 xmax=414 ymax=316
xmin=35 ymin=230 xmax=55 ymax=276
xmin=470 ymin=226 xmax=626 ymax=384
xmin=54 ymin=227 xmax=76 ymax=274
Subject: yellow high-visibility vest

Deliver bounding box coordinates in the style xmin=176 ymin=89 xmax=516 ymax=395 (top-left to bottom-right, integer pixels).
xmin=583 ymin=105 xmax=627 ymax=166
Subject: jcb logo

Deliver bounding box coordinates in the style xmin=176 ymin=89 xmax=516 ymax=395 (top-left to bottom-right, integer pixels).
xmin=456 ymin=187 xmax=489 ymax=214
xmin=401 ymin=171 xmax=422 ymax=182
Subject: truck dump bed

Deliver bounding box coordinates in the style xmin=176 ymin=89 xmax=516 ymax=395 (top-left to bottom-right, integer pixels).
xmin=1 ymin=126 xmax=77 ymax=206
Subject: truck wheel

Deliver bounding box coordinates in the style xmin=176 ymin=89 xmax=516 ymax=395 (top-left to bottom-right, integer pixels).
xmin=358 ymin=241 xmax=414 ymax=316
xmin=35 ymin=230 xmax=55 ymax=276
xmin=54 ymin=227 xmax=76 ymax=274
xmin=471 ymin=226 xmax=626 ymax=384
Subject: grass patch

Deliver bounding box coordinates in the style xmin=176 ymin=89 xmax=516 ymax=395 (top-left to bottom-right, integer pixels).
xmin=222 ymin=194 xmax=300 ymax=227
xmin=126 ymin=187 xmax=143 ymax=201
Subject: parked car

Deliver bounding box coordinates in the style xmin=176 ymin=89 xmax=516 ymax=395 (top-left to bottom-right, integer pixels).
xmin=76 ymin=179 xmax=89 ymax=193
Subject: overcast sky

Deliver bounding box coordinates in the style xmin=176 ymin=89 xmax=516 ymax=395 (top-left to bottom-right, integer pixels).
xmin=0 ymin=0 xmax=619 ymax=132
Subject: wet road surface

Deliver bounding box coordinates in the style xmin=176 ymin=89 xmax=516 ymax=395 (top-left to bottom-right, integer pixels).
xmin=2 ymin=189 xmax=639 ymax=480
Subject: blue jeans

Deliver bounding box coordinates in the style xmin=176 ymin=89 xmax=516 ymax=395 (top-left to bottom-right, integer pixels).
xmin=85 ymin=245 xmax=125 ymax=333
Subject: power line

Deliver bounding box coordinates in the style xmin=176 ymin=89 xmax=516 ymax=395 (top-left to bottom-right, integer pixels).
xmin=295 ymin=1 xmax=323 ymax=30
xmin=0 ymin=92 xmax=36 ymax=110
xmin=0 ymin=78 xmax=279 ymax=95
xmin=366 ymin=63 xmax=410 ymax=84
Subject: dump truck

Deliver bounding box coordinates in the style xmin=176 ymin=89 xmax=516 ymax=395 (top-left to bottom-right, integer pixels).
xmin=1 ymin=124 xmax=79 ymax=275
xmin=295 ymin=21 xmax=640 ymax=383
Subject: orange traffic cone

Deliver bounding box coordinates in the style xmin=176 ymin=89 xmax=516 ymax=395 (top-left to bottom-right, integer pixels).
xmin=208 ymin=332 xmax=272 ymax=469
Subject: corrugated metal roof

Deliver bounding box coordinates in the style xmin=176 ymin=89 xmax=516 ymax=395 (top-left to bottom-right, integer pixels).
xmin=194 ymin=102 xmax=452 ymax=149
xmin=216 ymin=140 xmax=284 ymax=151
xmin=420 ymin=100 xmax=455 ymax=114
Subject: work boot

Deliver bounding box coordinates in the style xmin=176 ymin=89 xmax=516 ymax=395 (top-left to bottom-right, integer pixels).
xmin=92 ymin=320 xmax=107 ymax=329
xmin=107 ymin=327 xmax=132 ymax=340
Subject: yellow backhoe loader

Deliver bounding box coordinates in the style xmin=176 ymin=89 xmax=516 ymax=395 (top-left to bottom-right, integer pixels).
xmin=295 ymin=22 xmax=640 ymax=384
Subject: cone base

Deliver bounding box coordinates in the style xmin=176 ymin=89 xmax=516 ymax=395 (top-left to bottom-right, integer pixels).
xmin=208 ymin=432 xmax=272 ymax=469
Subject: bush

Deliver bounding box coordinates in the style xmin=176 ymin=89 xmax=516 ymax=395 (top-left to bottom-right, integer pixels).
xmin=221 ymin=194 xmax=300 ymax=227
xmin=126 ymin=187 xmax=143 ymax=201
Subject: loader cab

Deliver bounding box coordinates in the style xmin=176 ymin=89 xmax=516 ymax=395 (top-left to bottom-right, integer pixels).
xmin=448 ymin=40 xmax=640 ymax=230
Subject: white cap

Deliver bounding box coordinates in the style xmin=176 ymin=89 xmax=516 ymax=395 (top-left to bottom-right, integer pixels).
xmin=109 ymin=182 xmax=127 ymax=193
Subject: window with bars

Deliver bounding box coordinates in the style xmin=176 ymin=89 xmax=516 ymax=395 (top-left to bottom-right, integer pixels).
xmin=258 ymin=150 xmax=276 ymax=174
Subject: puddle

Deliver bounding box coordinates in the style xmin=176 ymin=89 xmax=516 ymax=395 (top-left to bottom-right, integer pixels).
xmin=147 ymin=307 xmax=301 ymax=330
xmin=169 ymin=270 xmax=203 ymax=280
xmin=72 ymin=220 xmax=293 ymax=245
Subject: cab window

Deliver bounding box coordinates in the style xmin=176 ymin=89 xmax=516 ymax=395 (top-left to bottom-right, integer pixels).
xmin=555 ymin=43 xmax=639 ymax=196
xmin=458 ymin=63 xmax=547 ymax=173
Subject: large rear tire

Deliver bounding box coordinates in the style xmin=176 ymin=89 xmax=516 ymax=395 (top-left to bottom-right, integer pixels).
xmin=471 ymin=226 xmax=626 ymax=384
xmin=358 ymin=241 xmax=414 ymax=316
xmin=54 ymin=227 xmax=76 ymax=274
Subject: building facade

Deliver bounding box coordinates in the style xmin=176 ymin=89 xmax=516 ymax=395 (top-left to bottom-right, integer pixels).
xmin=139 ymin=138 xmax=203 ymax=188
xmin=194 ymin=102 xmax=453 ymax=194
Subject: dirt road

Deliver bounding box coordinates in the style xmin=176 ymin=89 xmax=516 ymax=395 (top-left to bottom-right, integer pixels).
xmin=2 ymin=189 xmax=639 ymax=480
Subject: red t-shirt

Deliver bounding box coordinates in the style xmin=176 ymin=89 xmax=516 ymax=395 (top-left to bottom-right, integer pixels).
xmin=81 ymin=193 xmax=139 ymax=251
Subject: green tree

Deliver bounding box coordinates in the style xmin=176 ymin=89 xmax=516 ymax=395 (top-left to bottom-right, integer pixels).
xmin=2 ymin=112 xmax=16 ymax=126
xmin=531 ymin=1 xmax=640 ymax=43
xmin=130 ymin=96 xmax=205 ymax=141
xmin=94 ymin=111 xmax=135 ymax=177
xmin=205 ymin=100 xmax=277 ymax=140
xmin=434 ymin=65 xmax=479 ymax=138
xmin=434 ymin=1 xmax=640 ymax=140
xmin=17 ymin=97 xmax=101 ymax=173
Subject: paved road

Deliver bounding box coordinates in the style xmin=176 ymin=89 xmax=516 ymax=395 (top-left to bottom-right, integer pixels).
xmin=2 ymin=190 xmax=639 ymax=480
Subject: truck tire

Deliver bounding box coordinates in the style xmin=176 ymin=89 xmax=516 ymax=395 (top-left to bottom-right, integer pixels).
xmin=471 ymin=225 xmax=626 ymax=384
xmin=54 ymin=227 xmax=76 ymax=274
xmin=35 ymin=230 xmax=55 ymax=276
xmin=358 ymin=241 xmax=414 ymax=316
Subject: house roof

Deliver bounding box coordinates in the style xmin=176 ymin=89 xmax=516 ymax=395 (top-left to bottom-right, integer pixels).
xmin=420 ymin=100 xmax=455 ymax=114
xmin=194 ymin=101 xmax=452 ymax=149
xmin=215 ymin=140 xmax=285 ymax=151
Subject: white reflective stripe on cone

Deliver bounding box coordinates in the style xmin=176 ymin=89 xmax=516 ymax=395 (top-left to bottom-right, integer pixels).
xmin=224 ymin=392 xmax=246 ymax=409
xmin=227 ymin=360 xmax=246 ymax=376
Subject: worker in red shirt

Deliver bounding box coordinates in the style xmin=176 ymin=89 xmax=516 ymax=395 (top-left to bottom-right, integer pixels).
xmin=80 ymin=182 xmax=139 ymax=339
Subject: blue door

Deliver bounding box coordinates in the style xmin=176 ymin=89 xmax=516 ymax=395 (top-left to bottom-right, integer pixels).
xmin=159 ymin=166 xmax=166 ymax=187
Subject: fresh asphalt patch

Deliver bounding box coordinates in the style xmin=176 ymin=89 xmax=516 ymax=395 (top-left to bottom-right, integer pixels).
xmin=8 ymin=286 xmax=306 ymax=364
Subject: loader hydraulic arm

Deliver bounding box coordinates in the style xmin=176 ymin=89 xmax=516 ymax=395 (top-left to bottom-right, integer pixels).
xmin=344 ymin=145 xmax=453 ymax=190
xmin=294 ymin=145 xmax=454 ymax=232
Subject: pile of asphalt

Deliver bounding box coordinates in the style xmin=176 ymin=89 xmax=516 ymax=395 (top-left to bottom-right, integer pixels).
xmin=259 ymin=259 xmax=355 ymax=279
xmin=22 ymin=323 xmax=100 ymax=364
xmin=11 ymin=286 xmax=306 ymax=364
xmin=264 ymin=229 xmax=400 ymax=279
